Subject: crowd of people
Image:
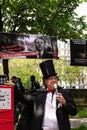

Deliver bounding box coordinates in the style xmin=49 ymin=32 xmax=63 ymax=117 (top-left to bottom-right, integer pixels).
xmin=9 ymin=60 xmax=77 ymax=130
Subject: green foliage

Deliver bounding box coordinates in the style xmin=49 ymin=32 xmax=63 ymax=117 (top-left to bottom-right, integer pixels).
xmin=8 ymin=59 xmax=84 ymax=88
xmin=9 ymin=59 xmax=43 ymax=87
xmin=1 ymin=0 xmax=87 ymax=81
xmin=0 ymin=64 xmax=3 ymax=74
xmin=76 ymin=108 xmax=87 ymax=118
xmin=72 ymin=125 xmax=87 ymax=130
xmin=54 ymin=60 xmax=84 ymax=87
xmin=0 ymin=0 xmax=87 ymax=39
xmin=1 ymin=0 xmax=87 ymax=76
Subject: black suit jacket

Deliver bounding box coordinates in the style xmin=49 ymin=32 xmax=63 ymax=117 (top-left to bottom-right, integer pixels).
xmin=26 ymin=50 xmax=53 ymax=59
xmin=17 ymin=88 xmax=77 ymax=130
xmin=41 ymin=50 xmax=53 ymax=58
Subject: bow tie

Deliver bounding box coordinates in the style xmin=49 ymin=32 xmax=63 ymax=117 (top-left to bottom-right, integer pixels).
xmin=47 ymin=89 xmax=56 ymax=93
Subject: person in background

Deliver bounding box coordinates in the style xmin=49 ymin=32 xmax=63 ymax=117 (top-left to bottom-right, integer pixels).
xmin=11 ymin=76 xmax=25 ymax=124
xmin=30 ymin=75 xmax=40 ymax=92
xmin=17 ymin=60 xmax=77 ymax=130
xmin=17 ymin=77 xmax=25 ymax=94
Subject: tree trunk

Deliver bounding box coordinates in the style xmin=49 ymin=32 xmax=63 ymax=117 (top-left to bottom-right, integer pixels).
xmin=0 ymin=5 xmax=3 ymax=31
xmin=0 ymin=5 xmax=9 ymax=79
xmin=2 ymin=60 xmax=9 ymax=80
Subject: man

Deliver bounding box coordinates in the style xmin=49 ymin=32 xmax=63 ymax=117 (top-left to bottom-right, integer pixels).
xmin=27 ymin=36 xmax=53 ymax=58
xmin=17 ymin=60 xmax=77 ymax=130
xmin=35 ymin=36 xmax=53 ymax=58
xmin=30 ymin=75 xmax=40 ymax=92
xmin=11 ymin=76 xmax=25 ymax=95
xmin=11 ymin=76 xmax=25 ymax=124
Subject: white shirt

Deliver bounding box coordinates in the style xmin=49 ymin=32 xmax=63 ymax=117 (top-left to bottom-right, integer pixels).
xmin=42 ymin=92 xmax=59 ymax=130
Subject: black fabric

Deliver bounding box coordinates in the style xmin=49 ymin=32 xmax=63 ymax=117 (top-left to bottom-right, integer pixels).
xmin=16 ymin=88 xmax=77 ymax=130
xmin=39 ymin=60 xmax=57 ymax=79
xmin=31 ymin=81 xmax=40 ymax=90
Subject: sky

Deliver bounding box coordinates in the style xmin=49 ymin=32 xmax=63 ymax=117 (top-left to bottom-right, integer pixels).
xmin=75 ymin=2 xmax=87 ymax=17
xmin=75 ymin=2 xmax=87 ymax=34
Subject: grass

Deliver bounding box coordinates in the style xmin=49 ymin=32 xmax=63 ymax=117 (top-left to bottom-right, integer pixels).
xmin=75 ymin=108 xmax=87 ymax=118
xmin=70 ymin=108 xmax=87 ymax=130
xmin=70 ymin=107 xmax=87 ymax=118
xmin=72 ymin=125 xmax=87 ymax=130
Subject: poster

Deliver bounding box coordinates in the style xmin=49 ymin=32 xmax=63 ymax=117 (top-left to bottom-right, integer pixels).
xmin=70 ymin=39 xmax=87 ymax=66
xmin=0 ymin=32 xmax=58 ymax=59
xmin=0 ymin=88 xmax=11 ymax=109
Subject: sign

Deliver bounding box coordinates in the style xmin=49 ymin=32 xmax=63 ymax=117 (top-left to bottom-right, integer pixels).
xmin=70 ymin=39 xmax=87 ymax=66
xmin=0 ymin=32 xmax=58 ymax=59
xmin=0 ymin=85 xmax=14 ymax=130
xmin=0 ymin=88 xmax=11 ymax=109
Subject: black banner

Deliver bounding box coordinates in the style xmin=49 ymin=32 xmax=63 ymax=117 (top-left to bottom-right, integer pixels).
xmin=70 ymin=39 xmax=87 ymax=66
xmin=0 ymin=32 xmax=58 ymax=59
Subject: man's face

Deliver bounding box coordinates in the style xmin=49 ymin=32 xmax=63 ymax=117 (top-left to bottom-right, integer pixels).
xmin=44 ymin=76 xmax=58 ymax=90
xmin=11 ymin=78 xmax=16 ymax=83
xmin=35 ymin=38 xmax=45 ymax=52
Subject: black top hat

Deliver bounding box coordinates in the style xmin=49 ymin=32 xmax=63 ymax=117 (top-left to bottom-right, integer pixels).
xmin=39 ymin=60 xmax=57 ymax=79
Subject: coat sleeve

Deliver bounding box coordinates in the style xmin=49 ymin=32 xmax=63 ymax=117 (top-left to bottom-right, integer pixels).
xmin=61 ymin=89 xmax=77 ymax=116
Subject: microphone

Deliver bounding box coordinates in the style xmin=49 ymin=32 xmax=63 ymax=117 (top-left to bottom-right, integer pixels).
xmin=53 ymin=83 xmax=61 ymax=108
xmin=53 ymin=83 xmax=58 ymax=93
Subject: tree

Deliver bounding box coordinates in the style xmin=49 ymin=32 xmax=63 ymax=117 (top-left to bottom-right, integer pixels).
xmin=1 ymin=0 xmax=87 ymax=38
xmin=0 ymin=0 xmax=87 ymax=77
xmin=8 ymin=59 xmax=85 ymax=88
xmin=9 ymin=59 xmax=43 ymax=87
xmin=54 ymin=60 xmax=84 ymax=88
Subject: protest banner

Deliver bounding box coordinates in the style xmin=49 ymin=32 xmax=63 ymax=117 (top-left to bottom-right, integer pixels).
xmin=0 ymin=32 xmax=58 ymax=59
xmin=70 ymin=39 xmax=87 ymax=66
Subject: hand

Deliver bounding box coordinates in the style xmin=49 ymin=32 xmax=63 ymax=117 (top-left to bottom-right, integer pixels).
xmin=56 ymin=93 xmax=66 ymax=106
xmin=5 ymin=81 xmax=15 ymax=86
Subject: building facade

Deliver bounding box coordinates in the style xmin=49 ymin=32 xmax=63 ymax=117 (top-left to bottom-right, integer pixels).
xmin=58 ymin=40 xmax=87 ymax=89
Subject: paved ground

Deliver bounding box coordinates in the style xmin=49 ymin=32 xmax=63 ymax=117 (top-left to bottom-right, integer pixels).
xmin=70 ymin=118 xmax=87 ymax=128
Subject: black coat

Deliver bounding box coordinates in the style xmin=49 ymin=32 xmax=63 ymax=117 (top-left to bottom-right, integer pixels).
xmin=17 ymin=88 xmax=77 ymax=130
xmin=26 ymin=50 xmax=53 ymax=59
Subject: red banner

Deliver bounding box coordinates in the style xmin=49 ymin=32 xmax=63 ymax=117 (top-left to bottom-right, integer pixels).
xmin=0 ymin=33 xmax=58 ymax=59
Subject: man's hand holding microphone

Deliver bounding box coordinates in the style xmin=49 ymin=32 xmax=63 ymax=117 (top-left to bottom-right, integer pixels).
xmin=54 ymin=84 xmax=66 ymax=108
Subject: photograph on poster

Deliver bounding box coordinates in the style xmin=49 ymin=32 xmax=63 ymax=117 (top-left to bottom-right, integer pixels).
xmin=0 ymin=33 xmax=58 ymax=59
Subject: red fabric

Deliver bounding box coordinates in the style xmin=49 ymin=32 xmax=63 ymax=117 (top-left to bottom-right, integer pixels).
xmin=47 ymin=89 xmax=56 ymax=93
